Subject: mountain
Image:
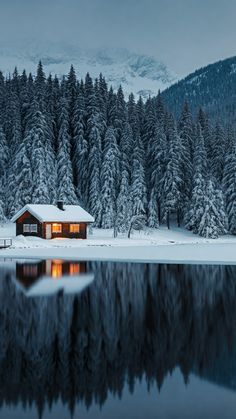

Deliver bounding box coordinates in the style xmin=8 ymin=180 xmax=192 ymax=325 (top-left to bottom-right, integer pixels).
xmin=162 ymin=56 xmax=236 ymax=126
xmin=0 ymin=40 xmax=177 ymax=99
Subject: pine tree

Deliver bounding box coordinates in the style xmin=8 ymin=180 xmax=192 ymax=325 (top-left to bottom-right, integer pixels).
xmin=185 ymin=124 xmax=208 ymax=233
xmin=88 ymin=114 xmax=103 ymax=226
xmin=148 ymin=189 xmax=159 ymax=228
xmin=73 ymin=89 xmax=88 ymax=202
xmin=198 ymin=180 xmax=227 ymax=238
xmin=116 ymin=122 xmax=132 ymax=232
xmin=130 ymin=131 xmax=147 ymax=220
xmin=211 ymin=123 xmax=225 ymax=183
xmin=101 ymin=127 xmax=120 ymax=228
xmin=114 ymin=86 xmax=126 ymax=143
xmin=57 ymin=95 xmax=78 ymax=204
xmin=185 ymin=173 xmax=206 ymax=233
xmin=161 ymin=120 xmax=182 ymax=228
xmin=178 ymin=102 xmax=194 ymax=205
xmin=223 ymin=129 xmax=236 ymax=234
xmin=14 ymin=144 xmax=33 ymax=210
xmin=148 ymin=121 xmax=167 ymax=223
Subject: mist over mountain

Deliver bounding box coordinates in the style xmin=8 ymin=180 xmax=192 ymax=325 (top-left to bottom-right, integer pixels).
xmin=0 ymin=40 xmax=177 ymax=99
xmin=162 ymin=56 xmax=236 ymax=127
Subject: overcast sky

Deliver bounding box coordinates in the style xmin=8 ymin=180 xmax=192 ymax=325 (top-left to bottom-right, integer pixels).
xmin=1 ymin=0 xmax=236 ymax=76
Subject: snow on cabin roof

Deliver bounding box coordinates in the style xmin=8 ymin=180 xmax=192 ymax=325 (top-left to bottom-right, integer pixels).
xmin=11 ymin=204 xmax=95 ymax=223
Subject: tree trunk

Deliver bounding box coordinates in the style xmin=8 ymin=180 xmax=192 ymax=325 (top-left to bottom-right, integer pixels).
xmin=177 ymin=210 xmax=181 ymax=228
xmin=158 ymin=203 xmax=161 ymax=224
xmin=167 ymin=212 xmax=170 ymax=230
xmin=128 ymin=223 xmax=132 ymax=239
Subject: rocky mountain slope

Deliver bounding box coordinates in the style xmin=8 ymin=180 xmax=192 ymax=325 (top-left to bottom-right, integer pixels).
xmin=162 ymin=56 xmax=236 ymax=126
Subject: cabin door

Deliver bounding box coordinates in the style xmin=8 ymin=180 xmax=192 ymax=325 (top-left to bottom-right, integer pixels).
xmin=46 ymin=224 xmax=52 ymax=239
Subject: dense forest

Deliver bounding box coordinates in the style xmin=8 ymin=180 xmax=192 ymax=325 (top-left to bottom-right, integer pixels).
xmin=0 ymin=62 xmax=235 ymax=238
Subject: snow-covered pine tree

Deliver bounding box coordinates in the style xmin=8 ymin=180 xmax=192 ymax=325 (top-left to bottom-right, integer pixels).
xmin=148 ymin=188 xmax=159 ymax=228
xmin=130 ymin=130 xmax=147 ymax=221
xmin=34 ymin=62 xmax=57 ymax=203
xmin=185 ymin=123 xmax=208 ymax=233
xmin=57 ymin=95 xmax=78 ymax=204
xmin=0 ymin=127 xmax=8 ymax=219
xmin=66 ymin=65 xmax=77 ymax=125
xmin=178 ymin=102 xmax=194 ymax=206
xmin=193 ymin=123 xmax=208 ymax=177
xmin=116 ymin=122 xmax=133 ymax=232
xmin=23 ymin=100 xmax=51 ymax=204
xmin=136 ymin=96 xmax=145 ymax=136
xmin=185 ymin=173 xmax=206 ymax=234
xmin=223 ymin=128 xmax=236 ymax=234
xmin=127 ymin=93 xmax=137 ymax=135
xmin=101 ymin=127 xmax=120 ymax=228
xmin=14 ymin=143 xmax=33 ymax=210
xmin=73 ymin=88 xmax=88 ymax=202
xmin=0 ymin=126 xmax=9 ymax=179
xmin=148 ymin=121 xmax=167 ymax=224
xmin=211 ymin=123 xmax=226 ymax=183
xmin=0 ymin=71 xmax=6 ymax=128
xmin=35 ymin=61 xmax=46 ymax=110
xmin=5 ymin=76 xmax=23 ymax=216
xmin=114 ymin=85 xmax=126 ymax=143
xmin=87 ymin=114 xmax=103 ymax=226
xmin=198 ymin=180 xmax=227 ymax=238
xmin=161 ymin=118 xmax=182 ymax=228
xmin=107 ymin=87 xmax=117 ymax=127
xmin=198 ymin=108 xmax=212 ymax=160
xmin=143 ymin=97 xmax=156 ymax=151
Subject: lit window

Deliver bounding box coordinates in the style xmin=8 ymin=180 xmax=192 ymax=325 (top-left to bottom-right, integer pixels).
xmin=70 ymin=224 xmax=80 ymax=233
xmin=51 ymin=260 xmax=62 ymax=278
xmin=69 ymin=263 xmax=80 ymax=275
xmin=23 ymin=224 xmax=30 ymax=233
xmin=52 ymin=223 xmax=62 ymax=233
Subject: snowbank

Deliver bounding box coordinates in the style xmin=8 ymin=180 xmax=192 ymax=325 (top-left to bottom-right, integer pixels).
xmin=0 ymin=223 xmax=235 ymax=264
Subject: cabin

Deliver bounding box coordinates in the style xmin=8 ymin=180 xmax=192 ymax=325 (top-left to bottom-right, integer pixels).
xmin=11 ymin=202 xmax=94 ymax=239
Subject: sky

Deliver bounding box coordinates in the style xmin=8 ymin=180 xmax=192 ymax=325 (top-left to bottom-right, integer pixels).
xmin=0 ymin=0 xmax=236 ymax=76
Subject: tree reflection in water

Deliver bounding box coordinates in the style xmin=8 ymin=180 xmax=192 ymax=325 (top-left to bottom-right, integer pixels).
xmin=0 ymin=261 xmax=235 ymax=417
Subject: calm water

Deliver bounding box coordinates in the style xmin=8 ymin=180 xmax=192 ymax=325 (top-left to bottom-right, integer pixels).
xmin=0 ymin=259 xmax=236 ymax=418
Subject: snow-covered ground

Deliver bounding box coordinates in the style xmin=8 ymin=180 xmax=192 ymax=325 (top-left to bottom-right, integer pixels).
xmin=0 ymin=223 xmax=235 ymax=264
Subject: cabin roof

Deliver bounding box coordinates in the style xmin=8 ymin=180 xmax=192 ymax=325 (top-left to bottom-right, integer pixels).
xmin=11 ymin=204 xmax=95 ymax=223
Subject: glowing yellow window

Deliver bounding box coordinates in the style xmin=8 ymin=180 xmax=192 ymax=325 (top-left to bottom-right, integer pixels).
xmin=70 ymin=224 xmax=80 ymax=233
xmin=51 ymin=260 xmax=62 ymax=278
xmin=69 ymin=263 xmax=80 ymax=275
xmin=52 ymin=223 xmax=62 ymax=233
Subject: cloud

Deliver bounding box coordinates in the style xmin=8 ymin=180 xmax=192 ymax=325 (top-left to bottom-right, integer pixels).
xmin=0 ymin=0 xmax=235 ymax=75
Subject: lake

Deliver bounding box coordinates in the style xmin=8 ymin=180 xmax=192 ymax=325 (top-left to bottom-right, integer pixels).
xmin=0 ymin=259 xmax=236 ymax=418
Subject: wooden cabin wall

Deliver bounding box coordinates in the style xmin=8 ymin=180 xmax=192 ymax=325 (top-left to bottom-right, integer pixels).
xmin=42 ymin=222 xmax=88 ymax=239
xmin=16 ymin=211 xmax=43 ymax=237
xmin=16 ymin=211 xmax=88 ymax=239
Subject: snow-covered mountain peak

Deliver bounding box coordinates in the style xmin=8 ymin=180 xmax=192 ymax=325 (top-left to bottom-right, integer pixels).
xmin=0 ymin=41 xmax=177 ymax=98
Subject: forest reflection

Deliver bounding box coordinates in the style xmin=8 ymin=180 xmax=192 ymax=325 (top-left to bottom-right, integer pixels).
xmin=0 ymin=261 xmax=236 ymax=417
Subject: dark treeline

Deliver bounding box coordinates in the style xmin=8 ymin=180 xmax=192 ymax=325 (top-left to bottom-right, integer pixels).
xmin=0 ymin=262 xmax=236 ymax=417
xmin=0 ymin=62 xmax=235 ymax=238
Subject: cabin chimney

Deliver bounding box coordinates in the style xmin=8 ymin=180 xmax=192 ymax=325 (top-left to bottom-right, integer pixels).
xmin=57 ymin=200 xmax=64 ymax=211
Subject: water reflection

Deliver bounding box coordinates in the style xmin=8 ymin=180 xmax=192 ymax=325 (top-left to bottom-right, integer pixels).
xmin=14 ymin=259 xmax=94 ymax=296
xmin=0 ymin=261 xmax=235 ymax=417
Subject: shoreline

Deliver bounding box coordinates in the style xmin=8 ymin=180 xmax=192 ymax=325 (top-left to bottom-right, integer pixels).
xmin=0 ymin=241 xmax=236 ymax=265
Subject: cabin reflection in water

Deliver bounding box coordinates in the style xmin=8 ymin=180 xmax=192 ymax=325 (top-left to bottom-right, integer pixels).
xmin=15 ymin=260 xmax=94 ymax=297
